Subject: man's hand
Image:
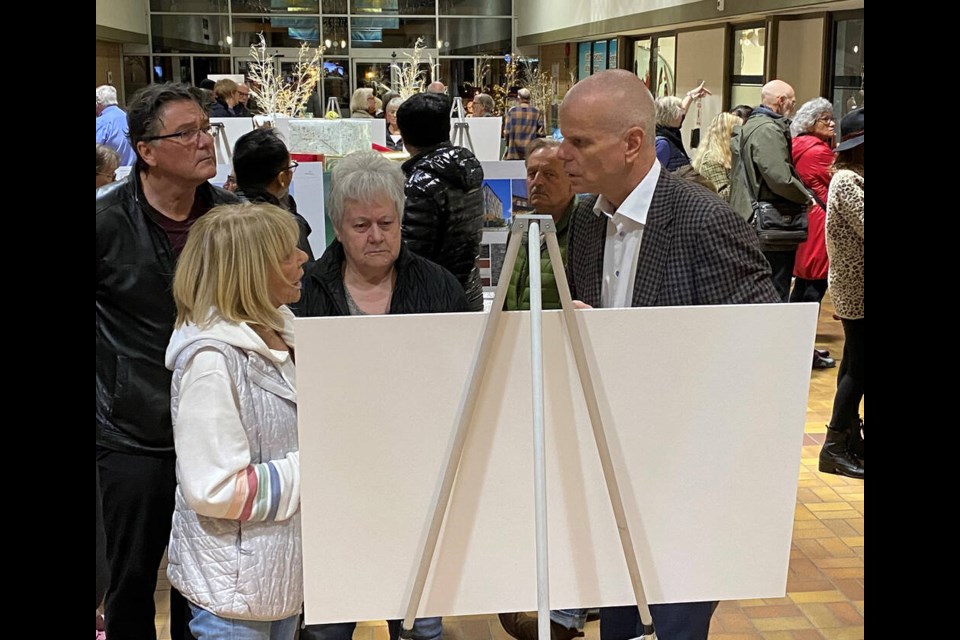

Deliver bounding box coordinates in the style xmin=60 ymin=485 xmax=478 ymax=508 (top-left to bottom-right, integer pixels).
xmin=572 ymin=300 xmax=593 ymax=310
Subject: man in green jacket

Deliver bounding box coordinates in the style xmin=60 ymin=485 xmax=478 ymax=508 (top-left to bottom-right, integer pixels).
xmin=505 ymin=138 xmax=594 ymax=311
xmin=729 ymin=79 xmax=811 ymax=302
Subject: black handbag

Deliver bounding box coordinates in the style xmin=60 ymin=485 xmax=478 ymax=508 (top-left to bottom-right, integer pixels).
xmin=750 ymin=200 xmax=808 ymax=247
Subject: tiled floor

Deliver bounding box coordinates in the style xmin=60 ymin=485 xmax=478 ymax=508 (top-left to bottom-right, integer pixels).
xmin=154 ymin=297 xmax=863 ymax=640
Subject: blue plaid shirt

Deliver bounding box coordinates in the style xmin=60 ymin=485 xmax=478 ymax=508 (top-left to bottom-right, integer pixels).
xmin=503 ymin=104 xmax=542 ymax=160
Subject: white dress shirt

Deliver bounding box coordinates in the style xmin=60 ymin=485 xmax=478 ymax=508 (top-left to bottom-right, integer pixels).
xmin=594 ymin=161 xmax=661 ymax=308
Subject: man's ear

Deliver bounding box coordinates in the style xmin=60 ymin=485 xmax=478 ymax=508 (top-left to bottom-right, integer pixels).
xmin=136 ymin=141 xmax=158 ymax=169
xmin=624 ymin=126 xmax=645 ymax=162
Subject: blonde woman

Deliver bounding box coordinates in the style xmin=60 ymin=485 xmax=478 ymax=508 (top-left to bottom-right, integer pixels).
xmin=691 ymin=112 xmax=741 ymax=201
xmin=349 ymin=87 xmax=375 ymax=117
xmin=165 ymin=203 xmax=308 ymax=639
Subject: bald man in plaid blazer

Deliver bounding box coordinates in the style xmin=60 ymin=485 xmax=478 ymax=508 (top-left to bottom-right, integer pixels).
xmin=557 ymin=70 xmax=778 ymax=640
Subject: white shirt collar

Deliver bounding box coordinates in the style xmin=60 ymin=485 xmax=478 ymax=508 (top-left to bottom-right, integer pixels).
xmin=592 ymin=161 xmax=661 ymax=224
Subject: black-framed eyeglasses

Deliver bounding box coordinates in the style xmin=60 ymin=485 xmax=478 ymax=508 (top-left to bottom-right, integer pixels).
xmin=143 ymin=123 xmax=218 ymax=144
xmin=817 ymin=116 xmax=836 ymax=124
xmin=284 ymin=160 xmax=300 ymax=174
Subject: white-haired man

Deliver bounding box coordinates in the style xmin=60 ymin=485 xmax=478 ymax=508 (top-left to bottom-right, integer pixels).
xmin=96 ymin=85 xmax=137 ymax=166
xmin=503 ymin=87 xmax=543 ymax=160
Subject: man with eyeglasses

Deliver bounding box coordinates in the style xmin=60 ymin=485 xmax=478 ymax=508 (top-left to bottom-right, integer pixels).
xmin=234 ymin=82 xmax=254 ymax=116
xmin=96 ymin=83 xmax=238 ymax=640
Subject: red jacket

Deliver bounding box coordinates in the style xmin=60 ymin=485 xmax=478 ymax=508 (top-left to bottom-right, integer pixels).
xmin=791 ymin=135 xmax=834 ymax=280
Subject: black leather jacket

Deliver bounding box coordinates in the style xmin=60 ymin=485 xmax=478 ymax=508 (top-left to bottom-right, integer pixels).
xmin=401 ymin=142 xmax=485 ymax=311
xmin=293 ymin=241 xmax=467 ymax=317
xmin=96 ymin=172 xmax=238 ymax=455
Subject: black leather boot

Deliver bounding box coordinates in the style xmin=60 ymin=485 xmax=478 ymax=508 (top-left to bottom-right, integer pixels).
xmin=819 ymin=427 xmax=864 ymax=479
xmin=847 ymin=418 xmax=863 ymax=460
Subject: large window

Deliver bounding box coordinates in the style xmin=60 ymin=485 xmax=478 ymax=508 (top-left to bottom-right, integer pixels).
xmin=632 ymin=34 xmax=674 ymax=97
xmin=137 ymin=0 xmax=512 ymax=110
xmin=730 ymin=25 xmax=765 ymax=109
xmin=830 ymin=15 xmax=863 ymax=118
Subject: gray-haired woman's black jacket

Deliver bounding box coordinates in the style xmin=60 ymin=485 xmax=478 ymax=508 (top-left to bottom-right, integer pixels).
xmin=292 ymin=241 xmax=467 ymax=317
xmin=401 ymin=142 xmax=485 ymax=311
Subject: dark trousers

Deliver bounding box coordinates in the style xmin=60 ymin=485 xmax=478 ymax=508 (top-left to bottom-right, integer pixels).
xmin=829 ymin=318 xmax=865 ymax=430
xmin=789 ymin=278 xmax=828 ymax=304
xmin=763 ymin=250 xmax=797 ymax=303
xmin=97 ymin=448 xmax=192 ymax=640
xmin=600 ymin=602 xmax=718 ymax=640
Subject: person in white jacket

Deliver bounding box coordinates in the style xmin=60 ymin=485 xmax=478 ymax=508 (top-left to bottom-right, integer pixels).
xmin=166 ymin=202 xmax=309 ymax=640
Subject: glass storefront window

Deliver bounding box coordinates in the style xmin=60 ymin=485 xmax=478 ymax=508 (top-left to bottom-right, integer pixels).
xmin=350 ymin=0 xmax=434 ymax=15
xmin=634 ymin=38 xmax=651 ymax=90
xmin=322 ymin=57 xmax=350 ymax=110
xmin=322 ymin=16 xmax=350 ymax=52
xmin=231 ymin=16 xmax=321 ymax=48
xmin=151 ymin=0 xmax=228 ymax=12
xmin=193 ymin=56 xmax=233 ymax=83
xmin=123 ymin=56 xmax=151 ymax=102
xmin=731 ymin=25 xmax=765 ymax=109
xmin=323 ymin=0 xmax=347 ymax=12
xmin=351 ymin=17 xmax=434 ymax=48
xmin=653 ymin=35 xmax=675 ymax=97
xmin=831 ymin=17 xmax=863 ymax=117
xmin=152 ymin=15 xmax=232 ymax=54
xmin=152 ymin=56 xmax=193 ymax=84
xmin=439 ymin=18 xmax=510 ymax=56
xmin=439 ymin=0 xmax=511 ymax=16
xmin=231 ymin=0 xmax=319 ymax=13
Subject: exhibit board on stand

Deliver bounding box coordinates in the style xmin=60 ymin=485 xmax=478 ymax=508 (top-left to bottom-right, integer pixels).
xmin=295 ymin=302 xmax=818 ymax=623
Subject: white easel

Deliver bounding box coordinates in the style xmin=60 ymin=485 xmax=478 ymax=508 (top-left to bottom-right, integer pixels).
xmin=400 ymin=215 xmax=659 ymax=640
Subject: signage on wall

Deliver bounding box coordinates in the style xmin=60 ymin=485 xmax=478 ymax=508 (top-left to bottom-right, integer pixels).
xmin=608 ymin=39 xmax=618 ymax=70
xmin=578 ymin=42 xmax=591 ymax=80
xmin=593 ymin=41 xmax=607 ymax=73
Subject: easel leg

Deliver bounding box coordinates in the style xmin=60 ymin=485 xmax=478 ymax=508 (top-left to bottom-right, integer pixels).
xmin=545 ymin=234 xmax=658 ymax=639
xmin=399 ymin=231 xmax=525 ymax=637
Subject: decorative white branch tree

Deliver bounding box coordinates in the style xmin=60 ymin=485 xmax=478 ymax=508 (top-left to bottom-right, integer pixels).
xmin=246 ymin=33 xmax=325 ymax=118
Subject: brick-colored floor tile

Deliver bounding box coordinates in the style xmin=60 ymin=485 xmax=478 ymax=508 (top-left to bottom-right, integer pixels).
xmin=744 ymin=604 xmax=804 ymax=619
xmin=821 ymin=519 xmax=858 ymax=537
xmin=785 ymin=578 xmax=837 ymax=593
xmin=816 ymin=538 xmax=857 ymax=557
xmin=792 ymin=630 xmax=827 ymax=640
xmin=825 ymin=603 xmax=863 ymax=625
xmin=839 ymin=536 xmax=863 ymax=547
xmin=813 ymin=509 xmax=861 ymax=520
xmin=812 ymin=557 xmax=863 ymax=568
xmin=794 ymin=538 xmax=830 ymax=559
xmin=788 ymin=590 xmax=845 ymax=604
xmin=716 ymin=612 xmax=756 ymax=633
xmin=820 ymin=567 xmax=864 ymax=579
xmin=796 ymin=603 xmax=842 ymax=628
xmin=819 ymin=627 xmax=865 ymax=640
xmin=752 ymin=617 xmax=813 ymax=631
xmin=832 ymin=579 xmax=864 ymax=600
xmin=792 ymin=525 xmax=835 ymax=539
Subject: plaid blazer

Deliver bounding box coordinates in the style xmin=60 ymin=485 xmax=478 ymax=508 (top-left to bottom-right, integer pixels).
xmin=567 ymin=168 xmax=779 ymax=308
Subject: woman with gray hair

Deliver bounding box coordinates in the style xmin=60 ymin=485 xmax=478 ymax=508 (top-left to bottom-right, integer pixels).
xmin=296 ymin=149 xmax=464 ymax=640
xmin=655 ymin=81 xmax=710 ymax=170
xmin=384 ymin=96 xmax=405 ymax=151
xmin=294 ymin=150 xmax=466 ymax=318
xmin=790 ymin=96 xmax=837 ymax=369
xmin=789 ymin=97 xmax=836 ymax=306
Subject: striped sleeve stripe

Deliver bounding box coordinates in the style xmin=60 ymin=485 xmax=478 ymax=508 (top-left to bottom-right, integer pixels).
xmin=232 ymin=462 xmax=285 ymax=522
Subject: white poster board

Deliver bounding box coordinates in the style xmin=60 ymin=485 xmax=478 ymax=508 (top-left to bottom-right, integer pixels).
xmin=290 ymin=162 xmax=326 ymax=257
xmin=452 ymin=117 xmax=503 ymax=161
xmin=343 ymin=117 xmax=387 ymax=148
xmin=210 ymin=117 xmax=255 ymax=165
xmin=296 ymin=303 xmax=818 ymax=623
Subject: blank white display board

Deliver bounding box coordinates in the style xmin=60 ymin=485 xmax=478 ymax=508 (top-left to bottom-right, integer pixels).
xmin=296 ymin=303 xmax=818 ymax=624
xmin=451 ymin=117 xmax=503 ymax=161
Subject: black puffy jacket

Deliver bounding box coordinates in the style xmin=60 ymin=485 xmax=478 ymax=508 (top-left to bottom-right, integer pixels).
xmin=401 ymin=142 xmax=485 ymax=311
xmin=293 ymin=241 xmax=468 ymax=317
xmin=96 ymin=172 xmax=238 ymax=455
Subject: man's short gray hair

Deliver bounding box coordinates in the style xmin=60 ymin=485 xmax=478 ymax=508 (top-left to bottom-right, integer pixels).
xmin=525 ymin=138 xmax=560 ymax=164
xmin=329 ymin=150 xmax=406 ymax=230
xmin=790 ymin=97 xmax=833 ymax=137
xmin=473 ymin=93 xmax=494 ymax=113
xmin=96 ymin=85 xmax=119 ymax=106
xmin=655 ymin=96 xmax=684 ymax=126
xmin=518 ymin=88 xmax=531 ymax=101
